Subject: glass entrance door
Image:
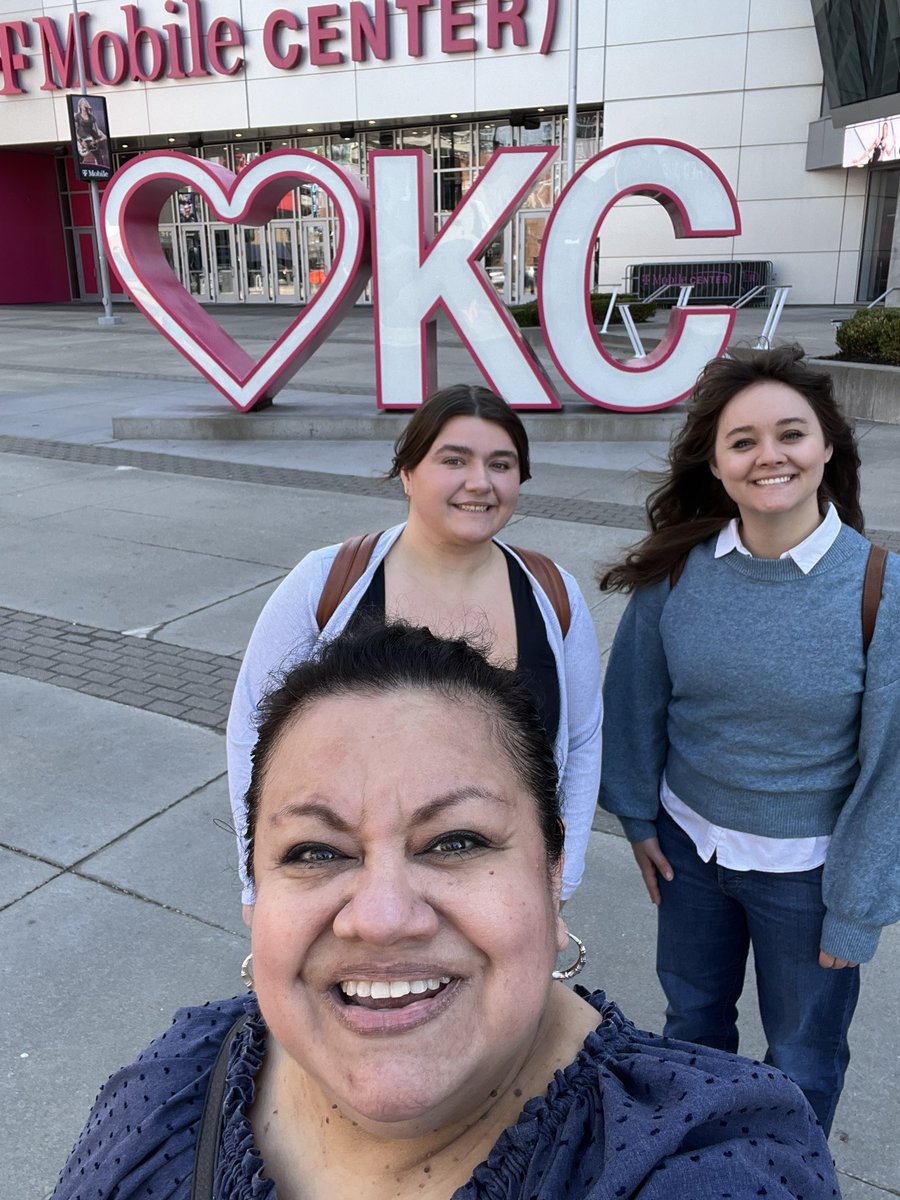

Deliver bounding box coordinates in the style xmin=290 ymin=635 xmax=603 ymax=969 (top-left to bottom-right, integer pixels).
xmin=300 ymin=220 xmax=332 ymax=301
xmin=270 ymin=221 xmax=301 ymax=302
xmin=178 ymin=225 xmax=211 ymax=299
xmin=857 ymin=168 xmax=900 ymax=301
xmin=516 ymin=211 xmax=548 ymax=302
xmin=241 ymin=228 xmax=268 ymax=301
xmin=210 ymin=225 xmax=239 ymax=302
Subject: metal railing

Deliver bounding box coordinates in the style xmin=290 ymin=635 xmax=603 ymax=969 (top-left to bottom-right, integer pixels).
xmin=866 ymin=286 xmax=900 ymax=308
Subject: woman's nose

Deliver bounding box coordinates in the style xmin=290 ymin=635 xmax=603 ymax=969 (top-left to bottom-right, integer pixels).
xmin=332 ymin=860 xmax=439 ymax=945
xmin=757 ymin=438 xmax=786 ymax=464
xmin=464 ymin=462 xmax=491 ymax=490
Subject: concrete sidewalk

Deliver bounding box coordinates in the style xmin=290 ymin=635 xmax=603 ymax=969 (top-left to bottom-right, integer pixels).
xmin=1 ymin=302 xmax=898 ymax=1199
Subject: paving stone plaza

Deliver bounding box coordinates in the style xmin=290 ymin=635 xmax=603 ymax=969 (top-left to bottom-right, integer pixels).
xmin=1 ymin=303 xmax=898 ymax=1198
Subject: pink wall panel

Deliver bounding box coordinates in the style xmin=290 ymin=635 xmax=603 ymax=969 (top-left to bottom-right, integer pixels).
xmin=0 ymin=151 xmax=71 ymax=303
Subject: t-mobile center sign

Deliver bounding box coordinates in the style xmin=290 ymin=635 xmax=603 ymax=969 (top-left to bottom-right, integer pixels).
xmin=101 ymin=139 xmax=741 ymax=413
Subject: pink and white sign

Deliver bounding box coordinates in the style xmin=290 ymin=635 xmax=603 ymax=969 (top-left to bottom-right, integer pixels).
xmin=101 ymin=138 xmax=742 ymax=413
xmin=102 ymin=149 xmax=370 ymax=411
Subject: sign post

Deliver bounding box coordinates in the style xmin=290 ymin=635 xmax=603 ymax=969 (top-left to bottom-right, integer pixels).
xmin=68 ymin=0 xmax=121 ymax=326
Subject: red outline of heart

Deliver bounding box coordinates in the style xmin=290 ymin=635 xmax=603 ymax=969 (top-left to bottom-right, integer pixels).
xmin=101 ymin=149 xmax=371 ymax=412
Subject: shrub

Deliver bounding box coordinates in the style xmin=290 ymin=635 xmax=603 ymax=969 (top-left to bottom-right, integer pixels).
xmin=508 ymin=292 xmax=656 ymax=329
xmin=835 ymin=307 xmax=900 ymax=366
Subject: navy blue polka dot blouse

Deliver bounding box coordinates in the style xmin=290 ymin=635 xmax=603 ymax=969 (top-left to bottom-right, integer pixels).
xmin=51 ymin=991 xmax=839 ymax=1199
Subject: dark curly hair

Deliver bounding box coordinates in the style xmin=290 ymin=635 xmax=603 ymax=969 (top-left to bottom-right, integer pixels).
xmin=243 ymin=621 xmax=562 ymax=883
xmin=599 ymin=347 xmax=863 ymax=592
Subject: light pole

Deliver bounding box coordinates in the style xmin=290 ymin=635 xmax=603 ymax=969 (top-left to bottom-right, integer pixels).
xmin=71 ymin=0 xmax=122 ymax=327
xmin=566 ymin=0 xmax=579 ymax=183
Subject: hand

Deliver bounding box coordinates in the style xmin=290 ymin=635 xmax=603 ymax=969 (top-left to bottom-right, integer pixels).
xmin=631 ymin=837 xmax=674 ymax=906
xmin=819 ymin=950 xmax=858 ymax=970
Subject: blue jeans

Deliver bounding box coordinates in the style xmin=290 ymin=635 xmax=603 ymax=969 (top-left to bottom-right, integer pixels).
xmin=655 ymin=805 xmax=860 ymax=1135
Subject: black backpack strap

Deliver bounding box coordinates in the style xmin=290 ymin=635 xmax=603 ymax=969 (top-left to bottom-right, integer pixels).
xmin=190 ymin=1013 xmax=249 ymax=1200
xmin=862 ymin=544 xmax=888 ymax=654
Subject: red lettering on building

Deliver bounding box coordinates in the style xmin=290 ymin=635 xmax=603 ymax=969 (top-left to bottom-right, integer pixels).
xmin=350 ymin=0 xmax=389 ymax=62
xmin=206 ymin=16 xmax=243 ymax=74
xmin=263 ymin=8 xmax=302 ymax=69
xmin=0 ymin=21 xmax=32 ymax=95
xmin=308 ymin=4 xmax=343 ymax=65
xmin=34 ymin=14 xmax=85 ymax=90
xmin=486 ymin=0 xmax=526 ymax=49
xmin=121 ymin=5 xmax=167 ymax=81
xmin=394 ymin=0 xmax=432 ymax=57
xmin=90 ymin=30 xmax=130 ymax=85
xmin=441 ymin=0 xmax=476 ymax=53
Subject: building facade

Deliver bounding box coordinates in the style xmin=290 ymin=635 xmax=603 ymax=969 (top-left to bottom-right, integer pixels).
xmin=1 ymin=0 xmax=898 ymax=309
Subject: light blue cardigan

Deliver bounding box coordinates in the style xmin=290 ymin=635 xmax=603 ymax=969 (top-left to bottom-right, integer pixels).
xmin=227 ymin=524 xmax=603 ymax=904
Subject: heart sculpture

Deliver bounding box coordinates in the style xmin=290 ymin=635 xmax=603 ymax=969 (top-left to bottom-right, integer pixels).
xmin=101 ymin=150 xmax=371 ymax=411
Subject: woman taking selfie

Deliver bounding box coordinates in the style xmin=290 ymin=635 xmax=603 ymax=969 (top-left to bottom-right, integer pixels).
xmin=228 ymin=384 xmax=602 ymax=907
xmin=599 ymin=346 xmax=900 ymax=1134
xmin=54 ymin=624 xmax=837 ymax=1200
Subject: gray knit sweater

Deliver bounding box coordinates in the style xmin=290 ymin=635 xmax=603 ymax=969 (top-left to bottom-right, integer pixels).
xmin=600 ymin=524 xmax=900 ymax=964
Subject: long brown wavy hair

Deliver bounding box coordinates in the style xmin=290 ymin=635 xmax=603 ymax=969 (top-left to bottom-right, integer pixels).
xmin=598 ymin=347 xmax=864 ymax=593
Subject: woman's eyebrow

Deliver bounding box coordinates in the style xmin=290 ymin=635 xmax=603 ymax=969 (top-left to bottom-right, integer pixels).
xmin=432 ymin=442 xmax=517 ymax=460
xmin=268 ymin=788 xmax=509 ymax=830
xmin=723 ymin=417 xmax=810 ymax=438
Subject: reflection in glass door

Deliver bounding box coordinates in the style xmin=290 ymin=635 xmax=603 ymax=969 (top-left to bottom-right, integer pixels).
xmin=301 ymin=220 xmax=332 ymax=299
xmin=516 ymin=211 xmax=548 ymax=301
xmin=159 ymin=227 xmax=179 ymax=276
xmin=210 ymin=225 xmax=238 ymax=301
xmin=242 ymin=228 xmax=267 ymax=300
xmin=270 ymin=222 xmax=301 ymax=302
xmin=179 ymin=226 xmax=210 ymax=298
xmin=857 ymin=168 xmax=900 ymax=301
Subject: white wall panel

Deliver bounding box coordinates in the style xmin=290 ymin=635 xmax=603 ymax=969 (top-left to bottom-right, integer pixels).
xmin=605 ymin=35 xmax=747 ymax=101
xmin=246 ymin=70 xmax=354 ymax=127
xmin=606 ymin=0 xmax=750 ymax=45
xmin=474 ymin=45 xmax=589 ymax=112
xmin=749 ymin=0 xmax=815 ymax=33
xmin=601 ymin=91 xmax=744 ymax=148
xmin=356 ymin=58 xmax=476 ymax=122
xmin=0 ymin=92 xmax=57 ymax=140
xmin=744 ymin=26 xmax=822 ymax=89
xmin=736 ymin=144 xmax=844 ymax=201
xmin=838 ymin=193 xmax=866 ymax=251
xmin=145 ymin=76 xmax=250 ymax=134
xmin=834 ymin=249 xmax=861 ymax=302
xmin=741 ymin=86 xmax=822 ymax=145
xmin=735 ymin=197 xmax=846 ymax=253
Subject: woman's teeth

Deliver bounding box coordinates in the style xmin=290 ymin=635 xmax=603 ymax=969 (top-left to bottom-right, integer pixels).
xmin=340 ymin=977 xmax=451 ymax=1002
xmin=754 ymin=476 xmax=792 ymax=486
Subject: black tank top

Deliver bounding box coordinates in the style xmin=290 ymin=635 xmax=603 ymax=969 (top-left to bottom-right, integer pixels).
xmin=351 ymin=550 xmax=561 ymax=744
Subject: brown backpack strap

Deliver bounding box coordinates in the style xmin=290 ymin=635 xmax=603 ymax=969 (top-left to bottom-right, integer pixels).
xmin=315 ymin=532 xmax=384 ymax=631
xmin=508 ymin=546 xmax=571 ymax=637
xmin=862 ymin=543 xmax=888 ymax=654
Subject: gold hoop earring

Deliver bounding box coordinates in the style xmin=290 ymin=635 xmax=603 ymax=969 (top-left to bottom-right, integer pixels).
xmin=241 ymin=952 xmax=254 ymax=991
xmin=552 ymin=931 xmax=587 ymax=981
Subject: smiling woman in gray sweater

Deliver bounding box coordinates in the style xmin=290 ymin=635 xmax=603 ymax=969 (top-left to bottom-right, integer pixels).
xmin=599 ymin=347 xmax=900 ymax=1136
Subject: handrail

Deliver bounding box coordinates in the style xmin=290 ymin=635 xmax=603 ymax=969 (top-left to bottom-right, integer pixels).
xmin=866 ymin=286 xmax=900 ymax=308
xmin=752 ymin=286 xmax=792 ymax=349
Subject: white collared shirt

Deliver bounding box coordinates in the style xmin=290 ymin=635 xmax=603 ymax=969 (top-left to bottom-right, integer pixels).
xmin=661 ymin=505 xmax=841 ymax=872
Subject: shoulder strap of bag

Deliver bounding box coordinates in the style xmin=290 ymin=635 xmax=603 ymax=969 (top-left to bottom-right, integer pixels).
xmin=508 ymin=546 xmax=571 ymax=637
xmin=191 ymin=1012 xmax=249 ymax=1200
xmin=862 ymin=543 xmax=888 ymax=654
xmin=315 ymin=532 xmax=384 ymax=631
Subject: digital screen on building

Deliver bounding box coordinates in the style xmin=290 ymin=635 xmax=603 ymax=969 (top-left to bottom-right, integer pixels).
xmin=68 ymin=94 xmax=112 ymax=183
xmin=843 ymin=116 xmax=900 ymax=167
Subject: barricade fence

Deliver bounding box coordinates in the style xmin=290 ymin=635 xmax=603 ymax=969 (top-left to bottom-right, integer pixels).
xmin=626 ymin=261 xmax=774 ymax=306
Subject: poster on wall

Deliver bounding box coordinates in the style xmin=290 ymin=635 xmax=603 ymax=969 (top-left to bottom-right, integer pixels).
xmin=843 ymin=116 xmax=900 ymax=167
xmin=68 ymin=94 xmax=112 ymax=182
